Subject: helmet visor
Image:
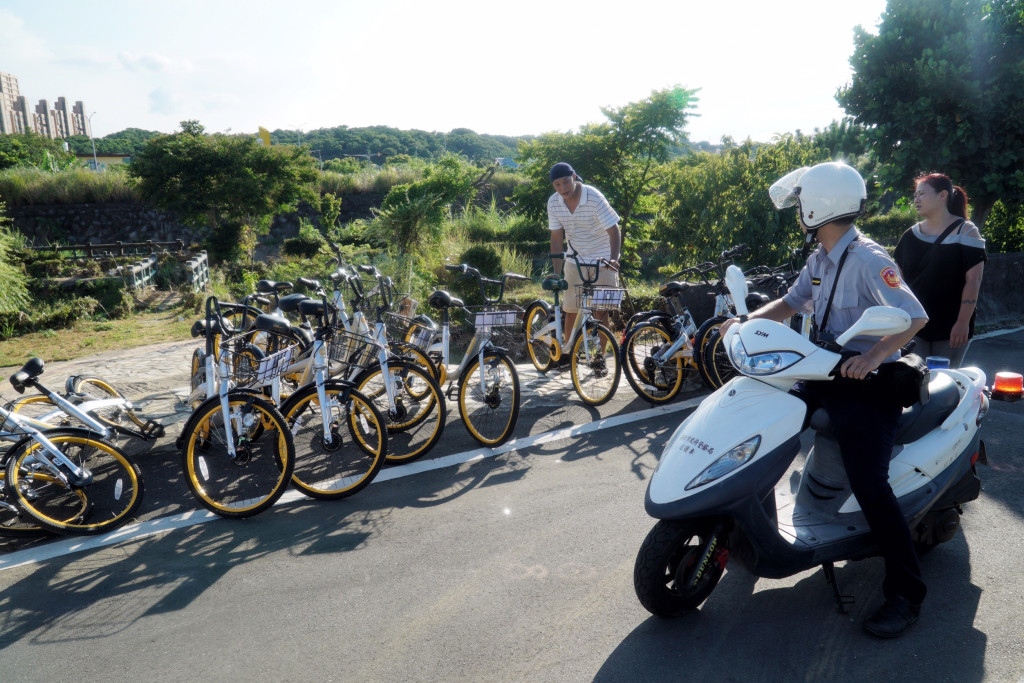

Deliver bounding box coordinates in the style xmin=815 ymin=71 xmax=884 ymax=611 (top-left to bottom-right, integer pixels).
xmin=769 ymin=167 xmax=810 ymax=209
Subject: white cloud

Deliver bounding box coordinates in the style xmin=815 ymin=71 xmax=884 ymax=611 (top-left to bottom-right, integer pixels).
xmin=148 ymin=89 xmax=177 ymax=115
xmin=0 ymin=9 xmax=52 ymax=61
xmin=119 ymin=51 xmax=195 ymax=74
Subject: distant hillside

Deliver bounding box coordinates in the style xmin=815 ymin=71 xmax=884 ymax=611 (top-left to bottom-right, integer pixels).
xmin=61 ymin=124 xmax=719 ymax=165
xmin=273 ymin=125 xmax=528 ymax=164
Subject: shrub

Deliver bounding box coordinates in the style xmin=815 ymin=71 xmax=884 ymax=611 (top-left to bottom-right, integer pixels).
xmin=282 ymin=219 xmax=327 ymax=257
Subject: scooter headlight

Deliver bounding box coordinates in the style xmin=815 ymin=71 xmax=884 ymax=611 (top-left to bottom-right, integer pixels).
xmin=686 ymin=435 xmax=761 ymax=490
xmin=728 ymin=335 xmax=803 ymax=376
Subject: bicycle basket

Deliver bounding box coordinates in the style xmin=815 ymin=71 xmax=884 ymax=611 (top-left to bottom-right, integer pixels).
xmin=576 ymin=285 xmax=625 ymax=311
xmin=326 ymin=327 xmax=380 ymax=374
xmin=220 ymin=330 xmax=298 ymax=387
xmin=384 ymin=312 xmax=435 ymax=349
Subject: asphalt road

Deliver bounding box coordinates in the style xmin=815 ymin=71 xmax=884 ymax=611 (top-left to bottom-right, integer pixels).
xmin=1 ymin=330 xmax=1022 ymax=682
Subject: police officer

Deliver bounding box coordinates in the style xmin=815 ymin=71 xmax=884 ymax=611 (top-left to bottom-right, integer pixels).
xmin=721 ymin=162 xmax=929 ymax=638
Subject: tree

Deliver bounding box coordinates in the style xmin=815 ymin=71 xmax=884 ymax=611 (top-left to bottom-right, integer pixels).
xmin=512 ymin=86 xmax=699 ymax=258
xmin=370 ymin=155 xmax=477 ymax=259
xmin=129 ymin=120 xmax=319 ymax=261
xmin=838 ymin=0 xmax=1024 ymax=226
xmin=0 ymin=132 xmax=76 ymax=171
xmin=655 ymin=135 xmax=841 ymax=268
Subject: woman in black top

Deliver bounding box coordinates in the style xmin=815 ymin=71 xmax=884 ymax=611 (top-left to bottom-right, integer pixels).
xmin=894 ymin=173 xmax=987 ymax=368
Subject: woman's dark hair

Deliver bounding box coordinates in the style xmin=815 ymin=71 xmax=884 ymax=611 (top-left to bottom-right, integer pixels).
xmin=916 ymin=173 xmax=969 ymax=219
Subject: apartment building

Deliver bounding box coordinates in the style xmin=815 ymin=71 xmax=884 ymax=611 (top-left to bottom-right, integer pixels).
xmin=0 ymin=70 xmax=90 ymax=138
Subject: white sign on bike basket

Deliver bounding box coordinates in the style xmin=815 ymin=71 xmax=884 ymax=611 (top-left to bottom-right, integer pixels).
xmin=583 ymin=287 xmax=624 ymax=310
xmin=255 ymin=346 xmax=294 ymax=383
xmin=475 ymin=310 xmax=519 ymax=331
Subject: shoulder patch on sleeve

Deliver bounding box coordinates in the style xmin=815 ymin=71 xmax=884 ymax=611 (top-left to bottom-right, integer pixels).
xmin=880 ymin=266 xmax=901 ymax=288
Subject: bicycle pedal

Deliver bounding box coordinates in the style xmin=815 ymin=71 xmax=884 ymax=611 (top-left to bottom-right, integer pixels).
xmin=142 ymin=420 xmax=166 ymax=440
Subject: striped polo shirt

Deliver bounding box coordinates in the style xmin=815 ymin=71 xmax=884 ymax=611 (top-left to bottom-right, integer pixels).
xmin=547 ymin=184 xmax=620 ymax=261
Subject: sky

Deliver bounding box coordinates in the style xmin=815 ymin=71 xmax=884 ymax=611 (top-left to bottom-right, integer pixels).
xmin=0 ymin=0 xmax=889 ymax=144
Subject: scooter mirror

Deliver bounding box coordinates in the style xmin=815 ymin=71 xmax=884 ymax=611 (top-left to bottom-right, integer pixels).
xmin=835 ymin=306 xmax=912 ymax=347
xmin=725 ymin=265 xmax=749 ymax=318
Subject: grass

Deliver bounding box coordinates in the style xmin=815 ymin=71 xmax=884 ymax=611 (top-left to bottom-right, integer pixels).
xmin=0 ymin=310 xmax=194 ymax=371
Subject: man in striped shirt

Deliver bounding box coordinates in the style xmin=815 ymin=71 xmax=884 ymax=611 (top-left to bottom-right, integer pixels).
xmin=547 ymin=162 xmax=621 ymax=342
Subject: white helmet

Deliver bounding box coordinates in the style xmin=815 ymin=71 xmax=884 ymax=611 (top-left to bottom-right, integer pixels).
xmin=769 ymin=162 xmax=866 ymax=230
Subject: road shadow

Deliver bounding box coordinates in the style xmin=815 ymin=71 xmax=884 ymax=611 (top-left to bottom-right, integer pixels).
xmin=596 ymin=532 xmax=985 ymax=682
xmin=0 ymin=497 xmax=395 ymax=651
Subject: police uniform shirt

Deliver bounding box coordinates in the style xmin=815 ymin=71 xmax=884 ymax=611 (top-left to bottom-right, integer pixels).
xmin=783 ymin=227 xmax=927 ymax=361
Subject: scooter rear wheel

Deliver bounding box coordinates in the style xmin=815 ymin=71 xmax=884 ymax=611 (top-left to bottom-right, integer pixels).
xmin=634 ymin=519 xmax=726 ymax=617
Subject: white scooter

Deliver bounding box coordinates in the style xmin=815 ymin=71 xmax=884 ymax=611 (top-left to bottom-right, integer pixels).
xmin=634 ymin=265 xmax=1002 ymax=617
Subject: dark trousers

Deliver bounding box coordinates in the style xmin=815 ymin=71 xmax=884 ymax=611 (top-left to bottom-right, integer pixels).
xmin=804 ymin=380 xmax=927 ymax=605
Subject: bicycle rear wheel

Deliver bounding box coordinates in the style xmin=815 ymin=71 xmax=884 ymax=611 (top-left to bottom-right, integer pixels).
xmin=181 ymin=393 xmax=294 ymax=518
xmin=622 ymin=323 xmax=690 ymax=404
xmin=4 ymin=429 xmax=142 ymax=535
xmin=570 ymin=323 xmax=621 ymax=406
xmin=523 ymin=302 xmax=557 ymax=373
xmin=281 ymin=383 xmax=388 ymax=500
xmin=70 ymin=376 xmax=150 ymax=435
xmin=0 ymin=470 xmax=86 ymax=537
xmin=458 ymin=352 xmax=520 ymax=447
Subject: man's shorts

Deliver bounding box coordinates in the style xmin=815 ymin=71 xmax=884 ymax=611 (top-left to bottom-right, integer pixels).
xmin=562 ymin=262 xmax=619 ymax=313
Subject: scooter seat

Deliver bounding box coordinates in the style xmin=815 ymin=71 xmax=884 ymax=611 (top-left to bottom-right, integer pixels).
xmin=808 ymin=373 xmax=961 ymax=447
xmin=658 ymin=281 xmax=689 ymax=298
xmin=894 ymin=372 xmax=960 ymax=444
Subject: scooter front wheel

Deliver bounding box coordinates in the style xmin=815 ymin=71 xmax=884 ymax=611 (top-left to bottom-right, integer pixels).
xmin=634 ymin=519 xmax=727 ymax=617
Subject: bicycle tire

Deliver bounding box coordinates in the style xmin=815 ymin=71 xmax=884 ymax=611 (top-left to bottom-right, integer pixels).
xmin=8 ymin=395 xmax=72 ymax=427
xmin=280 ymin=382 xmax=388 ymax=500
xmin=570 ymin=322 xmax=621 ymax=406
xmin=4 ymin=428 xmax=143 ymax=535
xmin=621 ymin=322 xmax=691 ymax=405
xmin=388 ymin=341 xmax=439 ymax=393
xmin=181 ymin=393 xmax=294 ymax=518
xmin=704 ymin=328 xmax=738 ymax=389
xmin=692 ymin=316 xmax=728 ymax=389
xmin=523 ymin=302 xmax=557 ymax=373
xmin=457 ymin=352 xmax=520 ymax=447
xmin=0 ymin=469 xmax=87 ymax=537
xmin=70 ymin=376 xmax=150 ymax=434
xmin=352 ymin=360 xmax=446 ymax=464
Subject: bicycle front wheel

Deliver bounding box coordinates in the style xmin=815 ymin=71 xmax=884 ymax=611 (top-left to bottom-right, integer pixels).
xmin=281 ymin=383 xmax=388 ymax=500
xmin=181 ymin=393 xmax=294 ymax=518
xmin=703 ymin=328 xmax=737 ymax=389
xmin=571 ymin=323 xmax=621 ymax=406
xmin=4 ymin=429 xmax=143 ymax=535
xmin=693 ymin=316 xmax=727 ymax=389
xmin=458 ymin=352 xmax=520 ymax=447
xmin=353 ymin=360 xmax=446 ymax=464
xmin=622 ymin=323 xmax=690 ymax=404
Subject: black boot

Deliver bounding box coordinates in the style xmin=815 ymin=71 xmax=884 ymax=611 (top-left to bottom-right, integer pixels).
xmin=863 ymin=595 xmax=921 ymax=639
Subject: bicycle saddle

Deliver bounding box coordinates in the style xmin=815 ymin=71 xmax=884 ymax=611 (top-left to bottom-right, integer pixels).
xmin=542 ymin=276 xmax=568 ymax=292
xmin=9 ymin=357 xmax=44 ymax=393
xmin=256 ymin=279 xmax=294 ymax=293
xmin=428 ymin=289 xmax=464 ymax=309
xmin=658 ymin=281 xmax=690 ymax=298
xmin=278 ymin=292 xmax=311 ymax=314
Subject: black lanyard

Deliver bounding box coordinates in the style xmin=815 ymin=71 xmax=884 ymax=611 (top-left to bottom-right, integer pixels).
xmin=818 ymin=236 xmax=858 ymax=334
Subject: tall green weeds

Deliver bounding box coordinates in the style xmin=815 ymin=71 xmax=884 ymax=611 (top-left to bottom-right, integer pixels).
xmin=0 ymin=166 xmax=141 ymax=205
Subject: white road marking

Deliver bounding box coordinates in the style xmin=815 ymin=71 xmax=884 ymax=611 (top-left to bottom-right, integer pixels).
xmin=0 ymin=396 xmax=702 ymax=572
